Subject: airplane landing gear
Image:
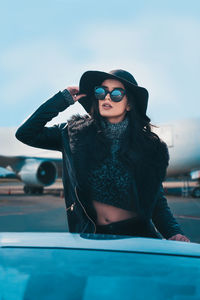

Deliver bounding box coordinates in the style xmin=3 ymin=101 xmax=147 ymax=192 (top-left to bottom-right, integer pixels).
xmin=23 ymin=186 xmax=44 ymax=195
xmin=192 ymin=187 xmax=200 ymax=198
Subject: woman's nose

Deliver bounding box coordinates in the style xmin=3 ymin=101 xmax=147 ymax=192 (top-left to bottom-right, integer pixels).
xmin=105 ymin=92 xmax=112 ymax=101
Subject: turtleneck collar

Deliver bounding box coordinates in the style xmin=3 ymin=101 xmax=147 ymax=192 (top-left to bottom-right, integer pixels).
xmin=100 ymin=115 xmax=129 ymax=140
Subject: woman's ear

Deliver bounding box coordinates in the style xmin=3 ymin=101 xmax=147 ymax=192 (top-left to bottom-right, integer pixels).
xmin=126 ymin=102 xmax=132 ymax=111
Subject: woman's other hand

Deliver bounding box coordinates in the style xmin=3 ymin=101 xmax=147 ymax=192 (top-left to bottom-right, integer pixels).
xmin=168 ymin=234 xmax=190 ymax=242
xmin=67 ymin=86 xmax=87 ymax=102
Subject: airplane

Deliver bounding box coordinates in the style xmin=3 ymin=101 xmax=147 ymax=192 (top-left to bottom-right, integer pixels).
xmin=0 ymin=116 xmax=200 ymax=196
xmin=0 ymin=126 xmax=62 ymax=194
xmin=152 ymin=117 xmax=200 ymax=197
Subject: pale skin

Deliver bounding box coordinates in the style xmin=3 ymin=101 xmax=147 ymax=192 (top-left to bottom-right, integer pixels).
xmin=66 ymin=79 xmax=190 ymax=242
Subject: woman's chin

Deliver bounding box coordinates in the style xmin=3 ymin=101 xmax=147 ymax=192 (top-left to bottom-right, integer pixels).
xmin=99 ymin=110 xmax=114 ymax=118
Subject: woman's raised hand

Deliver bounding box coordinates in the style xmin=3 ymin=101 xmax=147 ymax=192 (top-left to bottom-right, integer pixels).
xmin=66 ymin=86 xmax=87 ymax=102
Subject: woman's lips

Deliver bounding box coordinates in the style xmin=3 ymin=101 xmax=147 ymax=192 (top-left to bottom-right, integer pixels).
xmin=102 ymin=106 xmax=112 ymax=110
xmin=102 ymin=104 xmax=112 ymax=110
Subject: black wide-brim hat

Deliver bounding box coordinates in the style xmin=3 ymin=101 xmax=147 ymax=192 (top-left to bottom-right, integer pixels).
xmin=78 ymin=69 xmax=150 ymax=122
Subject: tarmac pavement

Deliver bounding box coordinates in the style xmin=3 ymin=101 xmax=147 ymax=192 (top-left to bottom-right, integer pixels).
xmin=0 ymin=180 xmax=200 ymax=243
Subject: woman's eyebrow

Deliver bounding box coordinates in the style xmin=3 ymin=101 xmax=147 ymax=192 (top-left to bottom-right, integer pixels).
xmin=101 ymin=85 xmax=124 ymax=89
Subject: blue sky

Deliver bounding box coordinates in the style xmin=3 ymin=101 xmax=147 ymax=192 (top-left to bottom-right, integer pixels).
xmin=1 ymin=0 xmax=200 ymax=127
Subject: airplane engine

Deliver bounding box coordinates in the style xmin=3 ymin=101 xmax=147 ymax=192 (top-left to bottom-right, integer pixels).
xmin=19 ymin=159 xmax=57 ymax=194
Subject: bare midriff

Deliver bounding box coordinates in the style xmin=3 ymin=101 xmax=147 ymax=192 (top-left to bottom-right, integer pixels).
xmin=93 ymin=200 xmax=137 ymax=225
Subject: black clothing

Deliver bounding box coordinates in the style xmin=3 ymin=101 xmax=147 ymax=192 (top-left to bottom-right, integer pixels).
xmin=87 ymin=116 xmax=135 ymax=211
xmin=96 ymin=217 xmax=162 ymax=239
xmin=15 ymin=91 xmax=184 ymax=239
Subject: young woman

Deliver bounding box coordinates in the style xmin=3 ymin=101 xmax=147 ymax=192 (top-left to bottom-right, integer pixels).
xmin=15 ymin=69 xmax=190 ymax=241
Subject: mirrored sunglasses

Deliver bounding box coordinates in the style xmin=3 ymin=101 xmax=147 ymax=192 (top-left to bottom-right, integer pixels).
xmin=94 ymin=86 xmax=126 ymax=102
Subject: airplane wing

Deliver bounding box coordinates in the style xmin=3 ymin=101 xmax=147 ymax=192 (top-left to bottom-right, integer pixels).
xmin=0 ymin=166 xmax=17 ymax=178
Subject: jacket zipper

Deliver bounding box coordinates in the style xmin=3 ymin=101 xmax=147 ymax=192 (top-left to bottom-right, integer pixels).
xmin=66 ymin=186 xmax=96 ymax=234
xmin=63 ymin=135 xmax=96 ymax=233
xmin=66 ymin=203 xmax=75 ymax=212
xmin=74 ymin=186 xmax=96 ymax=234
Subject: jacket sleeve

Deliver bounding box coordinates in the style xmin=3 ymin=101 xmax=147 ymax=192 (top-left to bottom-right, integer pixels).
xmin=15 ymin=91 xmax=73 ymax=151
xmin=152 ymin=184 xmax=184 ymax=239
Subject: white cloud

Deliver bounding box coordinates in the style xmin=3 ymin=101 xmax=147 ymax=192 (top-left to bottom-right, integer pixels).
xmin=77 ymin=26 xmax=177 ymax=104
xmin=1 ymin=39 xmax=87 ymax=104
xmin=75 ymin=15 xmax=200 ymax=122
xmin=1 ymin=13 xmax=199 ymax=123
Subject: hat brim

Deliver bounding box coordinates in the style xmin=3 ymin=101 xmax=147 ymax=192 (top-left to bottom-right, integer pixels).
xmin=78 ymin=70 xmax=149 ymax=121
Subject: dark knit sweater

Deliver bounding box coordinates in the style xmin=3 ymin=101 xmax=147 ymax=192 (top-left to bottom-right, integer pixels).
xmin=87 ymin=116 xmax=135 ymax=211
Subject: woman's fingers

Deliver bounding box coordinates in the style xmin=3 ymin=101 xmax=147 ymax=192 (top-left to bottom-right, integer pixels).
xmin=75 ymin=94 xmax=87 ymax=101
xmin=168 ymin=234 xmax=190 ymax=242
xmin=67 ymin=86 xmax=79 ymax=94
xmin=66 ymin=86 xmax=87 ymax=102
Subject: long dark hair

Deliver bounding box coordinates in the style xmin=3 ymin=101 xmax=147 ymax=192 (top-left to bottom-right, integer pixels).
xmin=88 ymin=87 xmax=162 ymax=169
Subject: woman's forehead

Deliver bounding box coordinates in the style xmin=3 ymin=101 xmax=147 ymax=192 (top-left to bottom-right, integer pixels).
xmin=101 ymin=79 xmax=125 ymax=89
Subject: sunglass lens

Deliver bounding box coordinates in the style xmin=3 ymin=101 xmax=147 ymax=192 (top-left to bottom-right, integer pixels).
xmin=95 ymin=87 xmax=106 ymax=100
xmin=111 ymin=89 xmax=123 ymax=102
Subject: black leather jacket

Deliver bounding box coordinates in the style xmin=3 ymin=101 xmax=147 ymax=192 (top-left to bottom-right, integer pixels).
xmin=15 ymin=91 xmax=184 ymax=238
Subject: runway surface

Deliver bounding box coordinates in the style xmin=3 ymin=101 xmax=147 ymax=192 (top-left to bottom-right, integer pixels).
xmin=0 ymin=180 xmax=200 ymax=243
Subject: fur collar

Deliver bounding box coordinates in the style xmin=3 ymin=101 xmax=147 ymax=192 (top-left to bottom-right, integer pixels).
xmin=67 ymin=114 xmax=94 ymax=143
